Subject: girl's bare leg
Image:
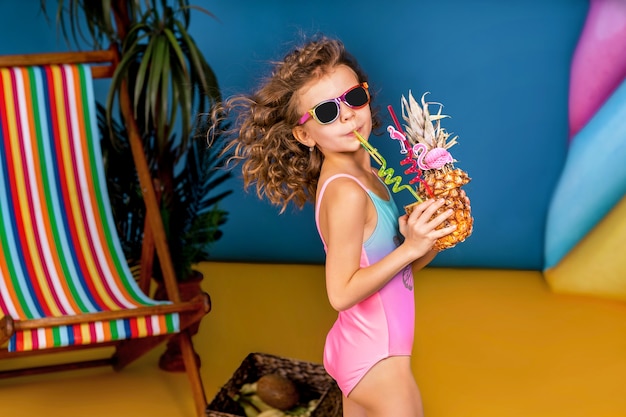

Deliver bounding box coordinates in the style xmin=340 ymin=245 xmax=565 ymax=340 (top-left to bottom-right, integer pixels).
xmin=342 ymin=394 xmax=368 ymax=417
xmin=346 ymin=356 xmax=424 ymax=417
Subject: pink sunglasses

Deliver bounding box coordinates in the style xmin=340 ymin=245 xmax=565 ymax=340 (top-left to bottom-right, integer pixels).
xmin=298 ymin=82 xmax=370 ymax=125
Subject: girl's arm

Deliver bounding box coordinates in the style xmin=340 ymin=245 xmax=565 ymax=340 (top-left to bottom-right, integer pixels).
xmin=320 ymin=180 xmax=453 ymax=311
xmin=412 ymin=249 xmax=438 ymax=272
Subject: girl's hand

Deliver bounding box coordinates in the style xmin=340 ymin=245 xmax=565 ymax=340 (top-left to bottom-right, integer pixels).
xmin=399 ymin=199 xmax=456 ymax=258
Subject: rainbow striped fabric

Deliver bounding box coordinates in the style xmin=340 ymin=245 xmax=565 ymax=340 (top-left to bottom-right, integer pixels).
xmin=0 ymin=64 xmax=179 ymax=352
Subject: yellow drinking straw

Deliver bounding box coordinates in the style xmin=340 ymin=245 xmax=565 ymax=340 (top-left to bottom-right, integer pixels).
xmin=354 ymin=130 xmax=423 ymax=202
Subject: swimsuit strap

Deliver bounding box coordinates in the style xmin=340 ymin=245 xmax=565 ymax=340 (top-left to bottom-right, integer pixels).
xmin=315 ymin=174 xmax=369 ymax=248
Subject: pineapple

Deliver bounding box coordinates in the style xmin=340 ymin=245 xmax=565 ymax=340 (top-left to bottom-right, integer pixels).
xmin=401 ymin=92 xmax=473 ymax=251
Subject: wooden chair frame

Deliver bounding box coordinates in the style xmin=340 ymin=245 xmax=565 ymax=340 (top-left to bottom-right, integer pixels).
xmin=0 ymin=48 xmax=210 ymax=417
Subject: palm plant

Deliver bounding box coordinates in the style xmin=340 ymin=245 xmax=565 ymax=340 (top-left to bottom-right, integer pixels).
xmin=42 ymin=0 xmax=231 ymax=281
xmin=98 ymin=104 xmax=232 ymax=281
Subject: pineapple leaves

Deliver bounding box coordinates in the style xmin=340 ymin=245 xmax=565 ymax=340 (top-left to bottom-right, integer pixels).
xmin=401 ymin=91 xmax=457 ymax=150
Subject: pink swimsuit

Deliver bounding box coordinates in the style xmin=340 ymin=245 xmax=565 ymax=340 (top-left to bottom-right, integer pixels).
xmin=315 ymin=174 xmax=415 ymax=396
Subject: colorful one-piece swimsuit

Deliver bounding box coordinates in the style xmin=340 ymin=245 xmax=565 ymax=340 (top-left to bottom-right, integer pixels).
xmin=315 ymin=173 xmax=415 ymax=396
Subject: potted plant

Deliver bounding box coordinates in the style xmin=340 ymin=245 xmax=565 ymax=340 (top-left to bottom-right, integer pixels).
xmin=42 ymin=0 xmax=232 ymax=370
xmin=98 ymin=105 xmax=232 ymax=281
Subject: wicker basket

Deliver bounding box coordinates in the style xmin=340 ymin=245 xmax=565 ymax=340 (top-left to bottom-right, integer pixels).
xmin=206 ymin=352 xmax=342 ymax=417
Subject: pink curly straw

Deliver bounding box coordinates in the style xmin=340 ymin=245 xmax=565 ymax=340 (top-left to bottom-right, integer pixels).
xmin=387 ymin=105 xmax=434 ymax=198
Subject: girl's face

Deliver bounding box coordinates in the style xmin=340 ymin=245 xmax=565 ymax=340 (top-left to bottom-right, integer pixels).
xmin=292 ymin=65 xmax=372 ymax=156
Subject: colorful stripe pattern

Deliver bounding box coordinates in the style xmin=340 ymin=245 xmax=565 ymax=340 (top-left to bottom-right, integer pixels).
xmin=0 ymin=64 xmax=179 ymax=352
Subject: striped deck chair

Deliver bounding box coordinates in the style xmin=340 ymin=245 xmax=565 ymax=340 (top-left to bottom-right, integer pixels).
xmin=0 ymin=50 xmax=210 ymax=417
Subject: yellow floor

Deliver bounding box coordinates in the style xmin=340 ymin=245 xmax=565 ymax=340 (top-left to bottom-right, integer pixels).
xmin=1 ymin=262 xmax=625 ymax=417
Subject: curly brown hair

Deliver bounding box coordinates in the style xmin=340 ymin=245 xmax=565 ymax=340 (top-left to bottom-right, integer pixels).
xmin=214 ymin=36 xmax=381 ymax=213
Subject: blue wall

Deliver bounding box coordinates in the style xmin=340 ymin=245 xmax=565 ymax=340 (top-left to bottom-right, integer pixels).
xmin=0 ymin=1 xmax=589 ymax=270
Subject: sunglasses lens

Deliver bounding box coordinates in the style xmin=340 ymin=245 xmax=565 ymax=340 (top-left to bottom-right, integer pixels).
xmin=345 ymin=86 xmax=369 ymax=108
xmin=314 ymin=101 xmax=340 ymax=124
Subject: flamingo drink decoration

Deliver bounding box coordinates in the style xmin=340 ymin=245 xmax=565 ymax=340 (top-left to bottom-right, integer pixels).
xmin=355 ymin=90 xmax=473 ymax=251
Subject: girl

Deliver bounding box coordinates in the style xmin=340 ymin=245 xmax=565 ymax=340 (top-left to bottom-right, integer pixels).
xmin=217 ymin=36 xmax=456 ymax=417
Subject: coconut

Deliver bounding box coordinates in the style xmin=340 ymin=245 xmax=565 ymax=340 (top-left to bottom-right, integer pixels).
xmin=255 ymin=373 xmax=300 ymax=410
